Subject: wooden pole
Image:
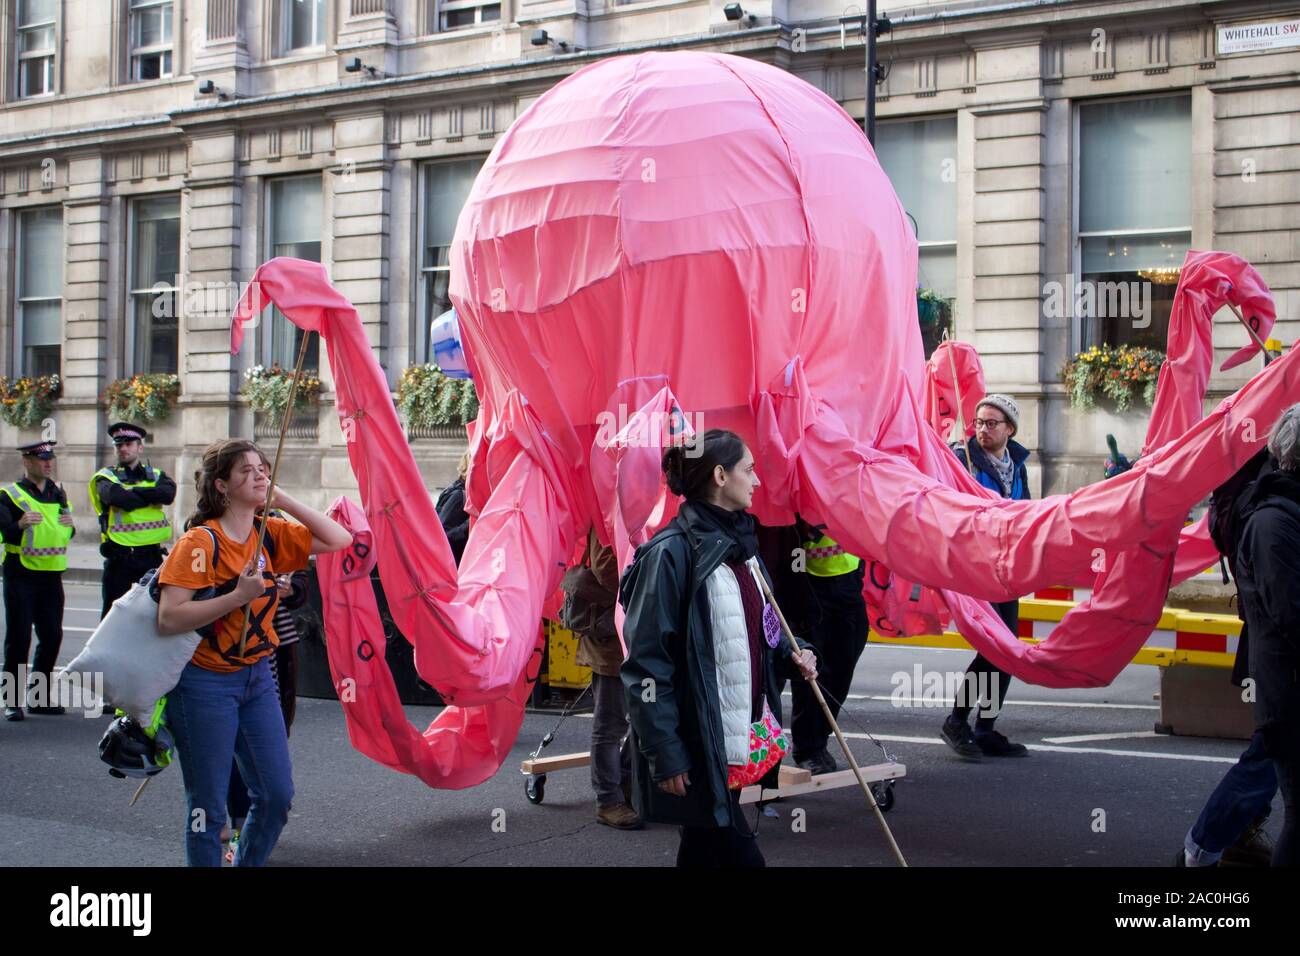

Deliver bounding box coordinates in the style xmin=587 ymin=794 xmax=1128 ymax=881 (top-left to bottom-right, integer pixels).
xmin=1226 ymin=302 xmax=1272 ymax=358
xmin=756 ymin=570 xmax=909 ymax=867
xmin=238 ymin=330 xmax=313 ymax=656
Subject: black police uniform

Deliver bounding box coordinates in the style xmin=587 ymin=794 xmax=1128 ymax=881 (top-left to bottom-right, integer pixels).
xmin=95 ymin=424 xmax=176 ymax=618
xmin=1 ymin=444 xmax=73 ymax=716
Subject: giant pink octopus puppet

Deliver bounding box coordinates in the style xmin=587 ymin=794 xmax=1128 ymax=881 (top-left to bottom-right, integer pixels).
xmin=232 ymin=51 xmax=1295 ymax=788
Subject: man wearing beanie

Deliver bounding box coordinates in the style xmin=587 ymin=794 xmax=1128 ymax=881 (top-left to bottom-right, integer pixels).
xmin=941 ymin=393 xmax=1031 ymax=759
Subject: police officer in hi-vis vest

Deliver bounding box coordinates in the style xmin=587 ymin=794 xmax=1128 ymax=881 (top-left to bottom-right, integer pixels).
xmin=89 ymin=422 xmax=176 ymax=619
xmin=1 ymin=440 xmax=75 ymax=720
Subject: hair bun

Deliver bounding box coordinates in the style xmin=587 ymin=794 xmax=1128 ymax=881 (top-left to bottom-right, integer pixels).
xmin=661 ymin=446 xmax=686 ymax=496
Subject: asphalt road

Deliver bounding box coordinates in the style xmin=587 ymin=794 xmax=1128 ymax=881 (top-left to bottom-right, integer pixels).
xmin=0 ymin=583 xmax=1275 ymax=867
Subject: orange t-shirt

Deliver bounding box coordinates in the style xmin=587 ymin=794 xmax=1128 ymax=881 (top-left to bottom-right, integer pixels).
xmin=158 ymin=517 xmax=313 ymax=673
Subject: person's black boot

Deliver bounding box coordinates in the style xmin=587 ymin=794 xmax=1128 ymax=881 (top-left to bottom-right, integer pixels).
xmin=794 ymin=746 xmax=837 ymax=774
xmin=973 ymin=727 xmax=1028 ymax=757
xmin=1220 ymin=816 xmax=1274 ymax=867
xmin=940 ymin=716 xmax=983 ymax=760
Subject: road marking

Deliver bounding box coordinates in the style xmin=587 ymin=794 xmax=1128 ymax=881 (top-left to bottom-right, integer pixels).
xmin=840 ymin=732 xmax=1237 ymax=764
xmin=1041 ymin=731 xmax=1161 ymax=744
xmin=782 ymin=691 xmax=1160 ymax=711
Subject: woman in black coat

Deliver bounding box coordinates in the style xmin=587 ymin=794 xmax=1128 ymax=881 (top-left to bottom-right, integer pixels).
xmin=619 ymin=428 xmax=817 ymax=867
xmin=436 ymin=452 xmax=471 ymax=565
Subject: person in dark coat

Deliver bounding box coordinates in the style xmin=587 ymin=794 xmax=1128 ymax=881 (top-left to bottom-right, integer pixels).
xmin=1180 ymin=450 xmax=1277 ymax=867
xmin=561 ymin=528 xmax=641 ymax=829
xmin=1233 ymin=403 xmax=1300 ymax=866
xmin=620 ymin=428 xmax=817 ymax=867
xmin=435 ymin=452 xmax=470 ymax=565
xmin=941 ymin=393 xmax=1031 ymax=759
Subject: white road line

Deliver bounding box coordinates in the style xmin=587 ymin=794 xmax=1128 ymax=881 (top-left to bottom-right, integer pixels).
xmin=1041 ymin=731 xmax=1161 ymax=744
xmin=781 ymin=691 xmax=1159 ymax=711
xmin=840 ymin=732 xmax=1236 ymax=764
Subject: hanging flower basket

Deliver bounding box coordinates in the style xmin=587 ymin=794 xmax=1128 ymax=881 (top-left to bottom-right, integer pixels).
xmin=103 ymin=373 xmax=180 ymax=424
xmin=0 ymin=374 xmax=61 ymax=429
xmin=917 ymin=288 xmax=953 ymax=358
xmin=1061 ymin=345 xmax=1165 ymax=412
xmin=397 ymin=364 xmax=479 ymax=430
xmin=242 ymin=364 xmax=322 ymax=418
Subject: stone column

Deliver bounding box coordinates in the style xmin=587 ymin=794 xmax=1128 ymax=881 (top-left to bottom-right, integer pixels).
xmin=323 ymin=108 xmax=391 ymax=500
xmin=178 ymin=130 xmax=244 ymax=515
xmin=337 ymin=0 xmax=398 ymax=79
xmin=193 ymin=0 xmax=251 ymax=96
xmin=967 ymin=37 xmax=1047 ymax=494
xmin=61 ymin=153 xmax=112 ymax=524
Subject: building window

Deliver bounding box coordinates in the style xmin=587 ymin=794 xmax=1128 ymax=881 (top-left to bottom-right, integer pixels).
xmin=16 ymin=0 xmax=57 ymax=97
xmin=1077 ymin=95 xmax=1191 ymax=351
xmin=16 ymin=207 xmax=63 ymax=377
xmin=266 ymin=176 xmax=322 ymax=370
xmin=433 ymin=0 xmax=501 ymax=31
xmin=129 ymin=196 xmax=180 ymax=374
xmin=874 ymin=116 xmax=958 ymax=303
xmin=128 ymin=0 xmax=174 ymax=80
xmin=280 ymin=0 xmax=325 ymax=52
xmin=419 ymin=159 xmax=482 ymax=363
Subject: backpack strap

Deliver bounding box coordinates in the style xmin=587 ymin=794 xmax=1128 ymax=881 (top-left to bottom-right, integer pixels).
xmin=204 ymin=525 xmax=219 ymax=569
xmin=254 ymin=515 xmax=278 ymax=561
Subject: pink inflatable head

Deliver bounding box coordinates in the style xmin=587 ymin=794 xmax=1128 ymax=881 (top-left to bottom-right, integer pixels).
xmin=450 ymin=51 xmax=932 ymax=528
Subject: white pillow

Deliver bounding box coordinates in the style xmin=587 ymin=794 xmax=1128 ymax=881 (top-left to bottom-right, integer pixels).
xmin=61 ymin=572 xmax=203 ymax=723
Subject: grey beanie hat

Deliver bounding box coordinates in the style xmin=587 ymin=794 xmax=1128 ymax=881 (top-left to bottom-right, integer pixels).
xmin=977 ymin=393 xmax=1020 ymax=434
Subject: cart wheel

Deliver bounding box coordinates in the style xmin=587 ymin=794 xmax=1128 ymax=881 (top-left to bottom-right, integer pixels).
xmin=525 ymin=773 xmax=547 ymax=804
xmin=871 ymin=781 xmax=895 ymax=813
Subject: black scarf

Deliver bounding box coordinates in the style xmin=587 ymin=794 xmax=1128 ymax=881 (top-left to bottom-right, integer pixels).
xmin=682 ymin=499 xmax=759 ymax=564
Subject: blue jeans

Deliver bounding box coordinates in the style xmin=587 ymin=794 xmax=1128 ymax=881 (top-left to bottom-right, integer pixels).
xmin=1185 ymin=730 xmax=1276 ymax=865
xmin=165 ymin=660 xmax=294 ymax=867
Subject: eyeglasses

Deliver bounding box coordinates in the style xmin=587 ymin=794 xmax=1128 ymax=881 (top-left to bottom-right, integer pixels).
xmin=973 ymin=418 xmax=1007 ymax=431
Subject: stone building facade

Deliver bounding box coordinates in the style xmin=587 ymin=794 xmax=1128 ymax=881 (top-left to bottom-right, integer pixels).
xmin=2 ymin=0 xmax=1298 ymax=538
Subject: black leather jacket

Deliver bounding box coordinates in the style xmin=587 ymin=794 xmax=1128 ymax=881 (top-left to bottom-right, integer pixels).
xmin=619 ymin=504 xmax=808 ymax=828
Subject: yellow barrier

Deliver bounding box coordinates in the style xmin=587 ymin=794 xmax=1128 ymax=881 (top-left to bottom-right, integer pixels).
xmin=542 ymin=619 xmax=593 ymax=689
xmin=867 ymin=597 xmax=1242 ymax=669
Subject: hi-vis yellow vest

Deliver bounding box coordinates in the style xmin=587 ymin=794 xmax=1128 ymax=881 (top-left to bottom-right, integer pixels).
xmin=801 ymin=533 xmax=861 ymax=578
xmin=2 ymin=483 xmax=73 ymax=572
xmin=89 ymin=466 xmax=171 ymax=546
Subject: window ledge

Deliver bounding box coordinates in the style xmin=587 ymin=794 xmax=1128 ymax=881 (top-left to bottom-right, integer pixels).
xmin=587 ymin=0 xmax=699 ymax=16
xmin=410 ymin=25 xmax=503 ymax=45
xmin=3 ymin=78 xmax=191 ymax=110
xmin=261 ymin=46 xmax=332 ymax=67
xmin=119 ymin=75 xmax=182 ymax=91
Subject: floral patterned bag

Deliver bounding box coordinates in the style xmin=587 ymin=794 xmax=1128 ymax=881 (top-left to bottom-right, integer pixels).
xmin=726 ymin=697 xmax=789 ymax=790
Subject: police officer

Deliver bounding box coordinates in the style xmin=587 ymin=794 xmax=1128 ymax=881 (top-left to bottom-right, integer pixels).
xmin=89 ymin=422 xmax=176 ymax=619
xmin=1 ymin=441 xmax=75 ymax=720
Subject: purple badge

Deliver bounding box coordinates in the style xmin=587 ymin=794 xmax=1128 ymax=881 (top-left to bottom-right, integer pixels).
xmin=762 ymin=603 xmax=782 ymax=648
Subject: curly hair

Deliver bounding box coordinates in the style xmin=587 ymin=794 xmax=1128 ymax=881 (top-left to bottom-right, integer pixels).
xmin=186 ymin=439 xmax=269 ymax=530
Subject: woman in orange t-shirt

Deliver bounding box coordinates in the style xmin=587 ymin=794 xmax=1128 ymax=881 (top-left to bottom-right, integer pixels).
xmin=156 ymin=438 xmax=352 ymax=867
